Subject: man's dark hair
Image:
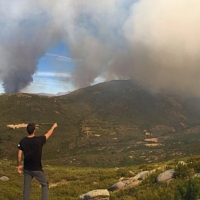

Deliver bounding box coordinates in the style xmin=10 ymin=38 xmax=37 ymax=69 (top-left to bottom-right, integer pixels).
xmin=27 ymin=123 xmax=35 ymax=135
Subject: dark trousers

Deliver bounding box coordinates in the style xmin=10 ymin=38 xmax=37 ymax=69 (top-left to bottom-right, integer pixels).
xmin=23 ymin=169 xmax=49 ymax=200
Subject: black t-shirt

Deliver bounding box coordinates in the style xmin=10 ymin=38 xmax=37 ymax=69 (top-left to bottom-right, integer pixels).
xmin=18 ymin=136 xmax=46 ymax=171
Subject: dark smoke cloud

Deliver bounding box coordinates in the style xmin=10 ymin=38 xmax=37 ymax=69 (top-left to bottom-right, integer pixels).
xmin=1 ymin=0 xmax=200 ymax=96
xmin=0 ymin=0 xmax=64 ymax=92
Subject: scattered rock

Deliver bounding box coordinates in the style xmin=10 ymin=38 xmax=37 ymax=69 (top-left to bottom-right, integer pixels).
xmin=131 ymin=171 xmax=149 ymax=181
xmin=193 ymin=173 xmax=200 ymax=178
xmin=108 ymin=181 xmax=126 ymax=191
xmin=79 ymin=189 xmax=110 ymax=200
xmin=0 ymin=176 xmax=9 ymax=181
xmin=156 ymin=169 xmax=175 ymax=182
xmin=178 ymin=161 xmax=187 ymax=165
xmin=79 ymin=167 xmax=177 ymax=198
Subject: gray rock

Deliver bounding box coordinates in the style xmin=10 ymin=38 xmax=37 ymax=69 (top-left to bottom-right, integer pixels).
xmin=178 ymin=161 xmax=187 ymax=165
xmin=0 ymin=176 xmax=9 ymax=181
xmin=193 ymin=173 xmax=200 ymax=178
xmin=131 ymin=171 xmax=149 ymax=181
xmin=122 ymin=180 xmax=132 ymax=185
xmin=79 ymin=189 xmax=110 ymax=200
xmin=108 ymin=181 xmax=126 ymax=191
xmin=156 ymin=169 xmax=175 ymax=182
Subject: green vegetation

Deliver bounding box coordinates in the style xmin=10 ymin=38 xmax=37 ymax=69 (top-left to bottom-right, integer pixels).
xmin=1 ymin=158 xmax=200 ymax=199
xmin=0 ymin=159 xmax=130 ymax=200
xmin=174 ymin=178 xmax=200 ymax=200
xmin=1 ymin=80 xmax=200 ymax=198
xmin=1 ymin=80 xmax=200 ymax=167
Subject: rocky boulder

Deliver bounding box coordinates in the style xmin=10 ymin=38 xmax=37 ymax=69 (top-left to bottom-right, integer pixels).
xmin=131 ymin=171 xmax=150 ymax=181
xmin=108 ymin=181 xmax=126 ymax=191
xmin=0 ymin=176 xmax=9 ymax=181
xmin=156 ymin=169 xmax=175 ymax=182
xmin=79 ymin=189 xmax=110 ymax=200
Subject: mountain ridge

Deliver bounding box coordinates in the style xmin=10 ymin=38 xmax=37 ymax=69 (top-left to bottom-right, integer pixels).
xmin=1 ymin=80 xmax=200 ymax=167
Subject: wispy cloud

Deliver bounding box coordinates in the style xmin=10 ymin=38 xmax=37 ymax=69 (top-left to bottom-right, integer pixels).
xmin=22 ymin=75 xmax=75 ymax=94
xmin=46 ymin=53 xmax=81 ymax=63
xmin=34 ymin=71 xmax=71 ymax=78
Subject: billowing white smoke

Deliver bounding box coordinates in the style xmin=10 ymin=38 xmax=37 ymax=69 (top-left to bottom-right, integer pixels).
xmin=1 ymin=0 xmax=200 ymax=96
xmin=122 ymin=0 xmax=200 ymax=95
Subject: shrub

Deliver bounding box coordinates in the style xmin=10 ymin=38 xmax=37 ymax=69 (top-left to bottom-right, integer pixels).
xmin=173 ymin=163 xmax=190 ymax=179
xmin=174 ymin=178 xmax=200 ymax=200
xmin=187 ymin=157 xmax=200 ymax=173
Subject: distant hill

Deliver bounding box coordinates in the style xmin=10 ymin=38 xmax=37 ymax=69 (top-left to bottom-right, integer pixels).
xmin=1 ymin=80 xmax=200 ymax=167
xmin=35 ymin=92 xmax=69 ymax=96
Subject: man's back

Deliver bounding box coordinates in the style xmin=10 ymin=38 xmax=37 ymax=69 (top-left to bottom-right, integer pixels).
xmin=18 ymin=136 xmax=46 ymax=171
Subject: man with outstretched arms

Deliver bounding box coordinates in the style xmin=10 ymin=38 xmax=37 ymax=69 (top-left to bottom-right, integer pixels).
xmin=17 ymin=123 xmax=57 ymax=200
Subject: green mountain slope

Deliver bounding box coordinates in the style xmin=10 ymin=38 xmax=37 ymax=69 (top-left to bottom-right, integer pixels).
xmin=1 ymin=80 xmax=200 ymax=167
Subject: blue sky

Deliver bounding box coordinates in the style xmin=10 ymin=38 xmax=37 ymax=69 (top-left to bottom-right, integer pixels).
xmin=0 ymin=43 xmax=75 ymax=94
xmin=0 ymin=42 xmax=105 ymax=94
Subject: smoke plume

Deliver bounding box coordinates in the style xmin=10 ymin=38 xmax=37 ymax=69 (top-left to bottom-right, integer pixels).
xmin=1 ymin=0 xmax=200 ymax=96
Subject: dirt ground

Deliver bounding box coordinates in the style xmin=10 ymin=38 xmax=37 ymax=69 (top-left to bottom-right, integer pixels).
xmin=7 ymin=123 xmax=28 ymax=129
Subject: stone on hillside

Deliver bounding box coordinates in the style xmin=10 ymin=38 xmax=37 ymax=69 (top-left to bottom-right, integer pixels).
xmin=131 ymin=171 xmax=149 ymax=181
xmin=131 ymin=180 xmax=141 ymax=187
xmin=178 ymin=161 xmax=187 ymax=165
xmin=108 ymin=181 xmax=126 ymax=191
xmin=0 ymin=176 xmax=9 ymax=181
xmin=122 ymin=180 xmax=132 ymax=185
xmin=193 ymin=173 xmax=200 ymax=178
xmin=79 ymin=189 xmax=110 ymax=200
xmin=156 ymin=169 xmax=175 ymax=182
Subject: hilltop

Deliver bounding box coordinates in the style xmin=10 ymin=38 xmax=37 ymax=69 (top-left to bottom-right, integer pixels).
xmin=1 ymin=80 xmax=200 ymax=167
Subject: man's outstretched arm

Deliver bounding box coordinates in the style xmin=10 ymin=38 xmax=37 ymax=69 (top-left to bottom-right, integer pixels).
xmin=45 ymin=123 xmax=57 ymax=140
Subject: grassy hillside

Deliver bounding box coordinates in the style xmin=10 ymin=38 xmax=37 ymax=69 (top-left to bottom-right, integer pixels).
xmin=2 ymin=157 xmax=200 ymax=199
xmin=1 ymin=80 xmax=200 ymax=167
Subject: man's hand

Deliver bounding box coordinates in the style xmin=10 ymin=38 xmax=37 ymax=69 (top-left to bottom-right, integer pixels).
xmin=17 ymin=165 xmax=23 ymax=174
xmin=53 ymin=123 xmax=57 ymax=128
